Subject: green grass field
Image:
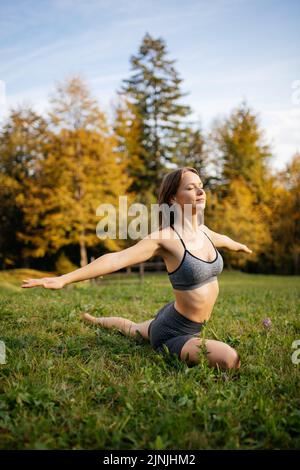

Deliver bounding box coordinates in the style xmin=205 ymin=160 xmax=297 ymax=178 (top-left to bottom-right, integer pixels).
xmin=0 ymin=269 xmax=299 ymax=450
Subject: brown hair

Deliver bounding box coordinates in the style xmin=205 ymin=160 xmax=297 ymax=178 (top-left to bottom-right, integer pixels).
xmin=157 ymin=166 xmax=200 ymax=228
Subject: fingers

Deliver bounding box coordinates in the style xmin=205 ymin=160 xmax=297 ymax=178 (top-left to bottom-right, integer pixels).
xmin=21 ymin=278 xmax=43 ymax=288
xmin=238 ymin=245 xmax=253 ymax=254
xmin=21 ymin=277 xmax=63 ymax=290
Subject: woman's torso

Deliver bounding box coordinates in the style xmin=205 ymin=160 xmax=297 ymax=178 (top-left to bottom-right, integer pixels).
xmin=159 ymin=225 xmax=223 ymax=323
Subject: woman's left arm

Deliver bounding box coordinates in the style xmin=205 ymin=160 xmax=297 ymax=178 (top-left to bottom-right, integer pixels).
xmin=201 ymin=225 xmax=253 ymax=254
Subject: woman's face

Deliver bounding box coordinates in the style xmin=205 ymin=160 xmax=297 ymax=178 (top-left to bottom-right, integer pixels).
xmin=170 ymin=171 xmax=206 ymax=210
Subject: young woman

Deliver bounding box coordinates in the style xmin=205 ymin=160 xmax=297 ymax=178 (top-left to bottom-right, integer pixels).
xmin=21 ymin=167 xmax=252 ymax=370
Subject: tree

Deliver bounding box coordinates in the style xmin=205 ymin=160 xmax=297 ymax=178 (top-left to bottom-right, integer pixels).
xmin=112 ymin=94 xmax=146 ymax=197
xmin=48 ymin=75 xmax=104 ymax=131
xmin=205 ymin=177 xmax=272 ymax=270
xmin=174 ymin=124 xmax=210 ymax=187
xmin=209 ymin=100 xmax=273 ymax=203
xmin=0 ymin=107 xmax=49 ymax=268
xmin=266 ymin=153 xmax=300 ymax=274
xmin=18 ymin=76 xmax=132 ymax=267
xmin=120 ymin=32 xmax=193 ymax=197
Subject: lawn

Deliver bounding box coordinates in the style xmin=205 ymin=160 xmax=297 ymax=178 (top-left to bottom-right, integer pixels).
xmin=0 ymin=269 xmax=299 ymax=449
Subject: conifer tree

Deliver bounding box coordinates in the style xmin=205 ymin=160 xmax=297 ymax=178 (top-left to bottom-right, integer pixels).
xmin=120 ymin=32 xmax=193 ymax=197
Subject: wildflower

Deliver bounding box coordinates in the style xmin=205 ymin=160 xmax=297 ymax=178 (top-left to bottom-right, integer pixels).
xmin=262 ymin=318 xmax=272 ymax=329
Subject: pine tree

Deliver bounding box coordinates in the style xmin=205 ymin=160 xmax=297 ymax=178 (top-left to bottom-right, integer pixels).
xmin=120 ymin=32 xmax=193 ymax=198
xmin=175 ymin=124 xmax=210 ymax=186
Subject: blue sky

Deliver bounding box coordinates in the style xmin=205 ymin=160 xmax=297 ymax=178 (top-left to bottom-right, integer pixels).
xmin=0 ymin=0 xmax=299 ymax=170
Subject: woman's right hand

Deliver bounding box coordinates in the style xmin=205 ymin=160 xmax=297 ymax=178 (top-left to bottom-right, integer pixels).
xmin=21 ymin=276 xmax=66 ymax=290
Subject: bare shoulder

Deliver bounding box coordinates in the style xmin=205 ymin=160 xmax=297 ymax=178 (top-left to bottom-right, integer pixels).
xmin=146 ymin=226 xmax=172 ymax=239
xmin=199 ymin=224 xmax=226 ymax=248
xmin=199 ymin=224 xmax=213 ymax=236
xmin=111 ymin=229 xmax=166 ymax=269
xmin=146 ymin=226 xmax=173 ymax=254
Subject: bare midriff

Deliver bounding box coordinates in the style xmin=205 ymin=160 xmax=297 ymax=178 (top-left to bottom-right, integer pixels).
xmin=173 ymin=279 xmax=219 ymax=323
xmin=159 ymin=226 xmax=220 ymax=323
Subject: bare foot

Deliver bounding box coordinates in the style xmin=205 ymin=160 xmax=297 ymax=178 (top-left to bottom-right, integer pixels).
xmin=80 ymin=312 xmax=102 ymax=325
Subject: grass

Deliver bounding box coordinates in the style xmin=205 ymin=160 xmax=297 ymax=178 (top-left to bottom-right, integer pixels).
xmin=0 ymin=269 xmax=299 ymax=450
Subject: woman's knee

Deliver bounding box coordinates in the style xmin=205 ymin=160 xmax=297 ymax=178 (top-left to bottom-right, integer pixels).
xmin=210 ymin=341 xmax=240 ymax=370
xmin=222 ymin=346 xmax=240 ymax=370
xmin=181 ymin=338 xmax=240 ymax=370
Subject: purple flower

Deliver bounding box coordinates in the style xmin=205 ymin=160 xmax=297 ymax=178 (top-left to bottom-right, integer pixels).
xmin=262 ymin=318 xmax=272 ymax=329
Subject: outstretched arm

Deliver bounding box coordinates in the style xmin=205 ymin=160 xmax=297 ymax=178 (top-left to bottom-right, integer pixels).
xmin=21 ymin=233 xmax=162 ymax=290
xmin=201 ymin=225 xmax=253 ymax=254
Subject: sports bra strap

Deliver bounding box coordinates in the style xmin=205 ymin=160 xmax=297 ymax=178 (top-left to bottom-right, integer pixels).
xmin=201 ymin=230 xmax=216 ymax=249
xmin=170 ymin=224 xmax=186 ymax=250
xmin=171 ymin=225 xmax=216 ymax=251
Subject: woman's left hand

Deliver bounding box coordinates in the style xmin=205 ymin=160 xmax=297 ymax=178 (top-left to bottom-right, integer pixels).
xmin=237 ymin=244 xmax=253 ymax=254
xmin=21 ymin=276 xmax=66 ymax=289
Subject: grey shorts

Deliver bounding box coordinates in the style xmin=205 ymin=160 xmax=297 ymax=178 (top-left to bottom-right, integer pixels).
xmin=148 ymin=300 xmax=205 ymax=359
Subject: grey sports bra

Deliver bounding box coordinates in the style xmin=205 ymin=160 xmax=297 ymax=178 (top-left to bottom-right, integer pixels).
xmin=167 ymin=224 xmax=224 ymax=291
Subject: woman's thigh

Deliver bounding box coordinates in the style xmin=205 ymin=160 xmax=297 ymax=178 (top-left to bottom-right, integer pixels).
xmin=180 ymin=337 xmax=241 ymax=370
xmin=133 ymin=302 xmax=173 ymax=341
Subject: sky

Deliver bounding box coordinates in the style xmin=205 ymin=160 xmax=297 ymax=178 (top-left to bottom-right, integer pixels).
xmin=0 ymin=0 xmax=299 ymax=170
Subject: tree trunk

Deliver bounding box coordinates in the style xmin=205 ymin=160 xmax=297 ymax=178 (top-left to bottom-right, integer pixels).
xmin=22 ymin=256 xmax=30 ymax=269
xmin=139 ymin=262 xmax=144 ymax=281
xmin=79 ymin=234 xmax=88 ymax=267
xmin=293 ymin=250 xmax=299 ymax=275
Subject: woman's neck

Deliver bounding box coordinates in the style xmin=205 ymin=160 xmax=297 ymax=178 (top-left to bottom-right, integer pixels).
xmin=173 ymin=212 xmax=200 ymax=235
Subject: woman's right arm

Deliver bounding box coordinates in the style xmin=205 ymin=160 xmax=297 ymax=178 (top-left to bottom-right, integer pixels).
xmin=21 ymin=233 xmax=163 ymax=289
